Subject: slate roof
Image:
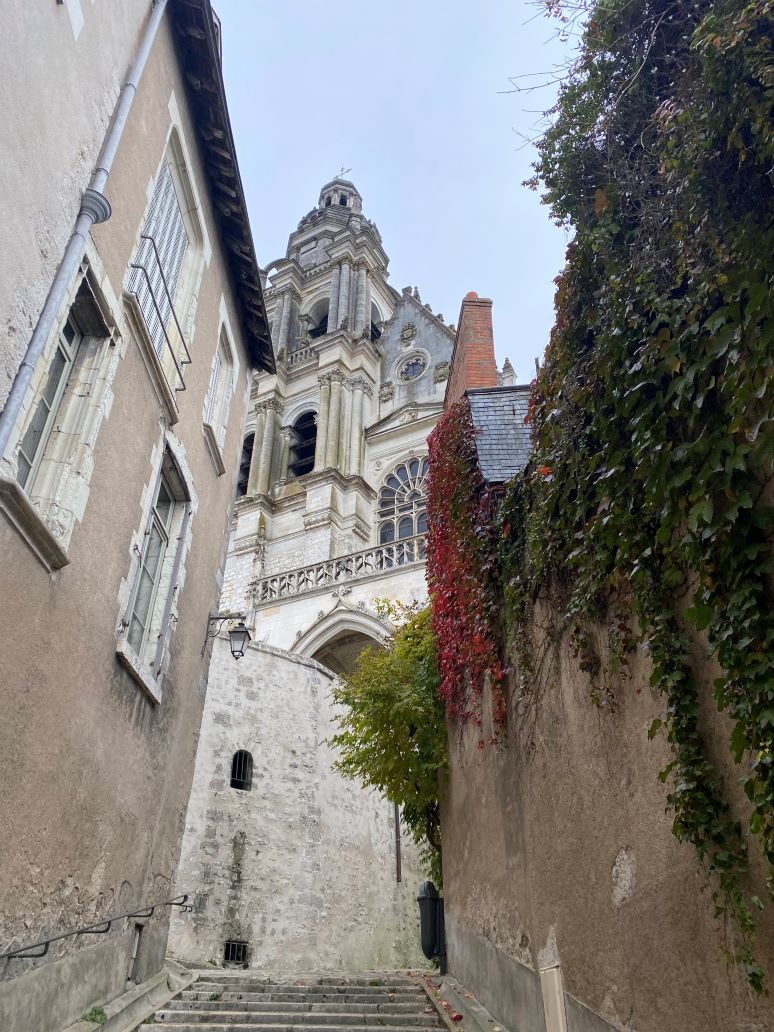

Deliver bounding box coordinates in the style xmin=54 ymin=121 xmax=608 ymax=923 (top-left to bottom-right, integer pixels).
xmin=466 ymin=385 xmax=533 ymax=484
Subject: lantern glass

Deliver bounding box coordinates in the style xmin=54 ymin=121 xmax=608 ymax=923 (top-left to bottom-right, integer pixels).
xmin=228 ymin=621 xmax=251 ymax=660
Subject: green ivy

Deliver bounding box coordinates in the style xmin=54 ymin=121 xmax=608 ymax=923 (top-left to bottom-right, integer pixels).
xmin=496 ymin=0 xmax=774 ymax=990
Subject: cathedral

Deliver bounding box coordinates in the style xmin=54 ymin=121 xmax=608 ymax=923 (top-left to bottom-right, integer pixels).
xmin=169 ymin=177 xmax=461 ymax=970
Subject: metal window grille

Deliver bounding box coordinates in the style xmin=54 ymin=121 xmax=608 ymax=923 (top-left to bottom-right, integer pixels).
xmin=127 ymin=162 xmax=189 ymax=357
xmin=223 ymin=940 xmax=249 ymax=965
xmin=230 ymin=750 xmax=253 ymax=791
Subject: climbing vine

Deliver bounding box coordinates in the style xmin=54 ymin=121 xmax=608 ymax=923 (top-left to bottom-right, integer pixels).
xmin=426 ymin=401 xmax=505 ymax=726
xmin=491 ymin=0 xmax=774 ymax=990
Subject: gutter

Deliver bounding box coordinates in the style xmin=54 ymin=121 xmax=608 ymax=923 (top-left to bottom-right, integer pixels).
xmin=0 ymin=0 xmax=169 ymax=460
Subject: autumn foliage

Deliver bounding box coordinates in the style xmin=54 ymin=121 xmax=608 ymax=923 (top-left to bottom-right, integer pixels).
xmin=426 ymin=400 xmax=504 ymax=725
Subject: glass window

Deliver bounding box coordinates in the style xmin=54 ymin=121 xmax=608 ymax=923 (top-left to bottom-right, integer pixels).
xmin=376 ymin=456 xmax=429 ymax=546
xmin=16 ymin=314 xmax=81 ymax=489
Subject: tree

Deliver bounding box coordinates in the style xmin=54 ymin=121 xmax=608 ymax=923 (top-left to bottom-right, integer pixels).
xmin=330 ymin=602 xmax=446 ymax=883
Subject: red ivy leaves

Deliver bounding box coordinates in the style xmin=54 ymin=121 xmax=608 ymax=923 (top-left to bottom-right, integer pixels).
xmin=426 ymin=400 xmax=505 ymax=726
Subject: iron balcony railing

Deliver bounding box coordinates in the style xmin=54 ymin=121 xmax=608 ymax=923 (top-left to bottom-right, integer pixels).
xmin=127 ymin=233 xmax=192 ymax=393
xmin=254 ymin=534 xmax=427 ymax=604
xmin=0 ymin=894 xmax=192 ymax=961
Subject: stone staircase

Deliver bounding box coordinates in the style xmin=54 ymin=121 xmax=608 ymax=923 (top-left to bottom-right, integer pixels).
xmin=141 ymin=973 xmax=449 ymax=1032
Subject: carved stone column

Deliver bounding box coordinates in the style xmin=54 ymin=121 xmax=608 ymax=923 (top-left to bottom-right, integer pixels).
xmin=338 ymin=262 xmax=351 ymax=328
xmin=247 ymin=405 xmax=267 ymax=495
xmin=325 ymin=370 xmax=345 ymax=469
xmin=313 ymin=374 xmax=331 ymax=472
xmin=348 ymin=376 xmax=370 ymax=477
xmin=279 ymin=426 xmax=293 ymax=482
xmin=340 ymin=379 xmax=354 ymax=475
xmin=256 ymin=401 xmax=279 ymax=495
xmin=328 ymin=264 xmax=340 ymax=331
xmin=270 ymin=293 xmax=284 ymax=344
xmin=364 ymin=273 xmax=372 ymax=338
xmin=278 ymin=290 xmax=293 ymax=351
xmin=354 ymin=265 xmax=368 ymax=335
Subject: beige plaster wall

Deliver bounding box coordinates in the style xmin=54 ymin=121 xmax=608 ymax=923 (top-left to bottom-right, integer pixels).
xmin=0 ymin=11 xmax=259 ymax=1032
xmin=0 ymin=0 xmax=150 ymax=408
xmin=441 ymin=614 xmax=774 ymax=1032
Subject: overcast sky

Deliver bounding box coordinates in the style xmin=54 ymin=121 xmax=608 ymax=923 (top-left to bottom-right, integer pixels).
xmin=218 ymin=2 xmax=573 ymax=380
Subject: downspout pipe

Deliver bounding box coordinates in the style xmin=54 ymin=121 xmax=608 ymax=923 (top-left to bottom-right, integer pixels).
xmin=0 ymin=0 xmax=169 ymax=460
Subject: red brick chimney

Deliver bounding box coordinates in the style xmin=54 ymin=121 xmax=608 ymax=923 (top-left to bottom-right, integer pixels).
xmin=444 ymin=292 xmax=498 ymax=408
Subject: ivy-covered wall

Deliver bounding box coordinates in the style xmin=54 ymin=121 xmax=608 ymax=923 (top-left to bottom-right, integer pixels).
xmin=428 ymin=0 xmax=774 ymax=1024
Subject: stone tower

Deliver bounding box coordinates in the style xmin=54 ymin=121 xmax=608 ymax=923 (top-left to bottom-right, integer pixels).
xmin=169 ymin=178 xmax=455 ymax=971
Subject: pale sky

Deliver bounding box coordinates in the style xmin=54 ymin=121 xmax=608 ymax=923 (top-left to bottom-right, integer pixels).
xmin=218 ymin=2 xmax=573 ymax=380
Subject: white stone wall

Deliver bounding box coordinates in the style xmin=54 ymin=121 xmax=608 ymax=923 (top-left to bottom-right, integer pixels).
xmin=169 ymin=639 xmax=426 ymax=971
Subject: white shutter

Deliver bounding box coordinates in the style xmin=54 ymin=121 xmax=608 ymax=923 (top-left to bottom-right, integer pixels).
xmin=128 ymin=162 xmax=190 ymax=356
xmin=204 ymin=348 xmax=221 ymax=425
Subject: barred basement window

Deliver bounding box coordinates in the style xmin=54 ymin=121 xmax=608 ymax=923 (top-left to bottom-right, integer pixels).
xmin=223 ymin=940 xmax=249 ymax=965
xmin=230 ymin=750 xmax=253 ymax=791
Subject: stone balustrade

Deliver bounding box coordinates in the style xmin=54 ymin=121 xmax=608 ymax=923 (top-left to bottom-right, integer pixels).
xmin=254 ymin=534 xmax=426 ymax=603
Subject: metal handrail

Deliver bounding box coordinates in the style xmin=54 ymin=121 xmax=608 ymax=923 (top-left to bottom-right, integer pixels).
xmin=128 ymin=232 xmax=193 ymax=392
xmin=0 ymin=893 xmax=192 ymax=961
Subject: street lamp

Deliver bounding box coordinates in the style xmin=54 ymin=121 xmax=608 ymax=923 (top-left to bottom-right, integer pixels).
xmin=227 ymin=621 xmax=251 ymax=660
xmin=202 ymin=611 xmax=251 ymax=659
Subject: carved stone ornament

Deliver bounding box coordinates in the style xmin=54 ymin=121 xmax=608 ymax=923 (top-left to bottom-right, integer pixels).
xmin=399 ymin=322 xmax=417 ymax=348
xmin=379 ymin=381 xmax=394 ymax=402
xmin=433 ymin=360 xmax=450 ymax=383
xmin=400 ymin=408 xmax=419 ymax=424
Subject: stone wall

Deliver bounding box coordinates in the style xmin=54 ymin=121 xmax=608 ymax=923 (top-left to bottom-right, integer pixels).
xmin=169 ymin=639 xmax=427 ymax=971
xmin=441 ymin=614 xmax=774 ymax=1032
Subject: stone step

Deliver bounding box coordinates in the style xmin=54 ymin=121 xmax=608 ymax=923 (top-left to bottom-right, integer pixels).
xmin=195 ymin=978 xmax=418 ymax=988
xmin=189 ymin=983 xmax=421 ymax=996
xmin=182 ymin=993 xmax=427 ymax=1006
xmin=146 ymin=1024 xmax=439 ymax=1032
xmin=170 ymin=1001 xmax=433 ymax=1015
xmin=156 ymin=1009 xmax=438 ymax=1027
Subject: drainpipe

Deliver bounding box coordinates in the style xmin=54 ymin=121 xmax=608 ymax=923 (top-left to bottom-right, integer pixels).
xmin=0 ymin=0 xmax=169 ymax=460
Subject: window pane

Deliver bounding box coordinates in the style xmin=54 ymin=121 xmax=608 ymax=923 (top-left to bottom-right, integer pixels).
xmin=409 ymin=458 xmax=419 ymax=478
xmin=417 ymin=510 xmax=428 ymax=534
xmin=16 ymin=346 xmax=69 ymax=488
xmin=398 ymin=516 xmax=413 ymax=539
xmin=379 ymin=521 xmax=395 ymax=544
xmin=155 ymin=479 xmax=173 ymax=529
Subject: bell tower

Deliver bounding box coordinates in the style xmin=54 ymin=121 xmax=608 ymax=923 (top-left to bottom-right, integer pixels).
xmin=170 ymin=179 xmax=458 ymax=973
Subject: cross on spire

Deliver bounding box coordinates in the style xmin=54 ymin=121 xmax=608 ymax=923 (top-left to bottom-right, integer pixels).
xmin=336 ymin=165 xmax=352 ymax=179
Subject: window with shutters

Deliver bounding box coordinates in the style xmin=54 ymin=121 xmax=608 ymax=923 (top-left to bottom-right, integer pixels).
xmin=117 ymin=445 xmax=193 ymax=703
xmin=202 ymin=327 xmax=235 ymax=475
xmin=124 ymin=132 xmax=203 ymax=411
xmin=127 ymin=160 xmax=189 ymax=359
xmin=1 ymin=269 xmax=117 ymax=569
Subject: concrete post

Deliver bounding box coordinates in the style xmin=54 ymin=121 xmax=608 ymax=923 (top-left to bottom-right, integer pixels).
xmin=338 ymin=262 xmax=351 ymax=328
xmin=247 ymin=406 xmax=266 ymax=495
xmin=328 ymin=264 xmax=340 ymax=331
xmin=313 ymin=376 xmax=331 ymax=471
xmin=354 ymin=265 xmax=367 ymax=336
xmin=256 ymin=404 xmax=277 ymax=495
xmin=325 ymin=372 xmax=344 ymax=469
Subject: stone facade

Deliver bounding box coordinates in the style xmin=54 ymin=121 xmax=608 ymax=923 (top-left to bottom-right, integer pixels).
xmin=0 ymin=4 xmax=272 ymax=1030
xmin=169 ymin=180 xmax=456 ymax=971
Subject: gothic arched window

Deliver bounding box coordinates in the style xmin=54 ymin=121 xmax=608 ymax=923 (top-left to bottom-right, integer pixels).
xmin=288 ymin=411 xmax=317 ymax=478
xmin=236 ymin=433 xmax=254 ymax=497
xmin=377 ymin=457 xmax=429 ymax=545
xmin=230 ymin=750 xmax=253 ymax=791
